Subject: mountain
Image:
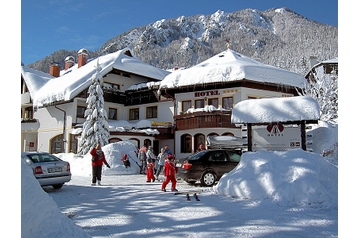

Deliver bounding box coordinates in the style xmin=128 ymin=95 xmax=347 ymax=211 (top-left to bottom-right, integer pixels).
xmin=26 ymin=7 xmax=338 ymax=76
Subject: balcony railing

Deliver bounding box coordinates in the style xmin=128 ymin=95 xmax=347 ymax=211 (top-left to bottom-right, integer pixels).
xmin=174 ymin=111 xmax=236 ymax=130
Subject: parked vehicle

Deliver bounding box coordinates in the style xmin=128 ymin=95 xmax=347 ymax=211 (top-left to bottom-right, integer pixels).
xmin=175 ymin=149 xmax=241 ymax=186
xmin=21 ymin=151 xmax=72 ymax=189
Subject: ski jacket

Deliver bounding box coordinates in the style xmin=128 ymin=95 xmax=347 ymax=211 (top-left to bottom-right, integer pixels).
xmin=90 ymin=147 xmax=109 ymax=167
xmin=138 ymin=147 xmax=147 ymax=161
xmin=164 ymin=160 xmax=177 ymax=177
xmin=157 ymin=153 xmax=166 ymax=166
xmin=146 ymin=150 xmax=156 ymax=163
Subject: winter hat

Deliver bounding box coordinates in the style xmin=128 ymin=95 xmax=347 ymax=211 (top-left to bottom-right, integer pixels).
xmin=167 ymin=154 xmax=175 ymax=160
xmin=161 ymin=147 xmax=165 ymax=153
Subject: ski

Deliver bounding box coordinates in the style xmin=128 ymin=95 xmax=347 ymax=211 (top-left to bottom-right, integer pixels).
xmin=193 ymin=193 xmax=200 ymax=201
xmin=173 ymin=190 xmax=202 ymax=195
xmin=186 ymin=194 xmax=191 ymax=201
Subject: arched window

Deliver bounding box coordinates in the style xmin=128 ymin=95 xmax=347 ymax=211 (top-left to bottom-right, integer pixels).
xmin=50 ymin=134 xmax=64 ymax=154
xmin=222 ymin=132 xmax=234 ymax=136
xmin=181 ymin=134 xmax=192 ymax=153
xmin=129 ymin=138 xmax=140 ymax=148
xmin=194 ymin=133 xmax=205 ymax=152
xmin=144 ymin=139 xmax=151 ymax=148
xmin=208 ymin=132 xmax=219 ymax=137
xmin=109 ymin=138 xmax=122 ymax=143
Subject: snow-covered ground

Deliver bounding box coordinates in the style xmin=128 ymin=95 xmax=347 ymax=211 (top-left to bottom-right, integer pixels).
xmin=20 ymin=122 xmax=339 ymax=237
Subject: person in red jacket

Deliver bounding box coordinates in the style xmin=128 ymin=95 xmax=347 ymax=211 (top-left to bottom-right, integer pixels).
xmin=161 ymin=154 xmax=178 ymax=192
xmin=90 ymin=143 xmax=110 ymax=186
xmin=146 ymin=159 xmax=156 ymax=182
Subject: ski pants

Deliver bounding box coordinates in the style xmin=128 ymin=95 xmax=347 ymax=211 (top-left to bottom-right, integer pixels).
xmin=146 ymin=168 xmax=155 ymax=182
xmin=162 ymin=175 xmax=177 ymax=190
xmin=92 ymin=165 xmax=103 ymax=183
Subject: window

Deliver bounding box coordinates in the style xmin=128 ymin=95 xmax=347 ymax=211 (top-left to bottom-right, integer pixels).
xmin=208 ymin=98 xmax=218 ymax=108
xmin=69 ymin=134 xmax=78 ymax=154
xmin=146 ymin=106 xmax=157 ymax=119
xmin=195 ymin=99 xmax=204 ymax=109
xmin=50 ymin=134 xmax=64 ymax=154
xmin=181 ymin=134 xmax=192 ymax=153
xmin=209 ymin=151 xmax=226 ymax=162
xmin=222 ymin=97 xmax=233 ymax=110
xmin=129 ymin=108 xmax=139 ymax=120
xmin=182 ymin=100 xmax=191 ymax=113
xmin=109 ymin=138 xmax=122 ymax=143
xmin=227 ymin=151 xmax=241 ymax=162
xmin=108 ymin=108 xmax=117 ymax=120
xmin=122 ymin=72 xmax=131 ymax=78
xmin=194 ymin=133 xmax=205 ymax=152
xmin=77 ymin=106 xmax=86 ymax=118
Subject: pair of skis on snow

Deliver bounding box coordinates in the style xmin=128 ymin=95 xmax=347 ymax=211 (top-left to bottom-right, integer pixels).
xmin=174 ymin=191 xmax=200 ymax=201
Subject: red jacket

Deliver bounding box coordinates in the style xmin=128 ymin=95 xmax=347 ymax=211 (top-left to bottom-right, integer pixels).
xmin=90 ymin=147 xmax=109 ymax=167
xmin=164 ymin=160 xmax=177 ymax=176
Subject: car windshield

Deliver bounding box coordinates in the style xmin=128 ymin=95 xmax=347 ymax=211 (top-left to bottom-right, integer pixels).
xmin=27 ymin=153 xmax=60 ymax=163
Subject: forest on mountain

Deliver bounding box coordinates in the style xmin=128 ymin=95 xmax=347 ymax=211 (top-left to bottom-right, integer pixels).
xmin=26 ymin=7 xmax=337 ymax=76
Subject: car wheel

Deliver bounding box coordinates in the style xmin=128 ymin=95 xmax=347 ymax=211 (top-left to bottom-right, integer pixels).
xmin=52 ymin=184 xmax=64 ymax=189
xmin=200 ymin=171 xmax=216 ymax=186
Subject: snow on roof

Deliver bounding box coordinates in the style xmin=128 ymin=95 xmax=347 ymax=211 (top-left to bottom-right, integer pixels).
xmin=159 ymin=49 xmax=306 ymax=90
xmin=231 ymin=96 xmax=320 ymax=124
xmin=22 ymin=48 xmax=170 ymax=107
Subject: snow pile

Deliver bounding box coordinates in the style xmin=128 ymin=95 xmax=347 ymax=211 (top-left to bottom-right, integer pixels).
xmin=159 ymin=49 xmax=306 ymax=90
xmin=214 ymin=149 xmax=338 ymax=207
xmin=21 ymin=160 xmax=91 ymax=238
xmin=231 ymin=96 xmax=320 ymax=124
xmin=57 ymin=140 xmax=141 ymax=177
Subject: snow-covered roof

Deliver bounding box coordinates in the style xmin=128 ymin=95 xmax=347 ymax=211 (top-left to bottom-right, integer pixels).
xmin=159 ymin=49 xmax=306 ymax=90
xmin=21 ymin=48 xmax=170 ymax=107
xmin=231 ymin=96 xmax=320 ymax=124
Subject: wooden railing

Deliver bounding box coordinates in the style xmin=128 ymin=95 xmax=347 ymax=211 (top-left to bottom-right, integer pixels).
xmin=174 ymin=111 xmax=236 ymax=130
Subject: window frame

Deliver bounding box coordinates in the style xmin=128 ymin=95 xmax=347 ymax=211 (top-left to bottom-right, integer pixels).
xmin=222 ymin=97 xmax=233 ymax=110
xmin=77 ymin=106 xmax=86 ymax=118
xmin=108 ymin=107 xmax=117 ymax=120
xmin=146 ymin=106 xmax=157 ymax=119
xmin=129 ymin=108 xmax=139 ymax=120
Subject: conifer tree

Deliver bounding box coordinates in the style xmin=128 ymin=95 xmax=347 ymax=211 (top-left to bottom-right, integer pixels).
xmin=77 ymin=60 xmax=110 ymax=155
xmin=298 ymin=69 xmax=338 ymax=122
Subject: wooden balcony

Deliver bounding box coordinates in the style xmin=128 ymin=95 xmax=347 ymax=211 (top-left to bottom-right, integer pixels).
xmin=174 ymin=111 xmax=236 ymax=130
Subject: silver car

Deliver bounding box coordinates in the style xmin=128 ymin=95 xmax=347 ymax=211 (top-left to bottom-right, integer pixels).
xmin=21 ymin=151 xmax=72 ymax=189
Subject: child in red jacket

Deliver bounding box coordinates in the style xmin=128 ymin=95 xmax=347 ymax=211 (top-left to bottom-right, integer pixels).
xmin=146 ymin=159 xmax=156 ymax=182
xmin=161 ymin=154 xmax=178 ymax=192
xmin=90 ymin=143 xmax=110 ymax=186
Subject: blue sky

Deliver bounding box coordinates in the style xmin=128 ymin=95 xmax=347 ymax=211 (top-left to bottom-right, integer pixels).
xmin=21 ymin=0 xmax=338 ymax=65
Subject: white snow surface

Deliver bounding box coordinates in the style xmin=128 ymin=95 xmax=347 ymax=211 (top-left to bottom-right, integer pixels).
xmin=159 ymin=49 xmax=306 ymax=90
xmin=21 ymin=123 xmax=338 ymax=237
xmin=231 ymin=96 xmax=320 ymax=123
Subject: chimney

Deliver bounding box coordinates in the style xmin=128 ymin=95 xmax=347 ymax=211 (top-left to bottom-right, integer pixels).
xmin=49 ymin=62 xmax=60 ymax=77
xmin=65 ymin=56 xmax=75 ymax=70
xmin=77 ymin=48 xmax=89 ymax=68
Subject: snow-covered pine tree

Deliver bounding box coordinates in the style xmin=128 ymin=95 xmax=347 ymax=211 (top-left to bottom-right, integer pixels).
xmin=77 ymin=60 xmax=110 ymax=155
xmin=298 ymin=70 xmax=338 ymax=122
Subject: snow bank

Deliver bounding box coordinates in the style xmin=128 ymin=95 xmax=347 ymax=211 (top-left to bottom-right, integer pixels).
xmin=21 ymin=160 xmax=91 ymax=238
xmin=58 ymin=140 xmax=141 ymax=177
xmin=213 ymin=149 xmax=338 ymax=207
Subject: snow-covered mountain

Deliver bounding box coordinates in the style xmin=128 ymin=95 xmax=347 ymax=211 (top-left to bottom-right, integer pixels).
xmin=27 ymin=7 xmax=337 ymax=76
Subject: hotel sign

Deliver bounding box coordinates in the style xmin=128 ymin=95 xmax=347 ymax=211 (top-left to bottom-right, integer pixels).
xmin=252 ymin=123 xmax=301 ymax=151
xmin=194 ymin=90 xmax=219 ymax=97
